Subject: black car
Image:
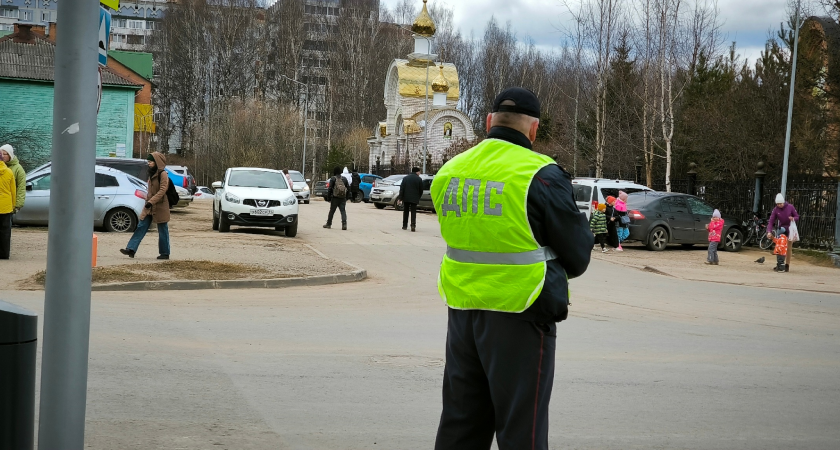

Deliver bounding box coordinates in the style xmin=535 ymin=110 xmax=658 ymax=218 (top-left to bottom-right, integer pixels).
xmin=626 ymin=192 xmax=745 ymax=252
xmin=313 ymin=180 xmax=329 ymax=198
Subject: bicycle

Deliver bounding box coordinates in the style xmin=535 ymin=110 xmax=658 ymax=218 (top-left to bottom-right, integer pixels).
xmin=742 ymin=212 xmax=774 ymax=250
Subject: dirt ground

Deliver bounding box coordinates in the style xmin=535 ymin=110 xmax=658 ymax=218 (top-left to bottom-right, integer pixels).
xmin=593 ymin=241 xmax=840 ymax=293
xmin=8 ymin=200 xmax=354 ymax=288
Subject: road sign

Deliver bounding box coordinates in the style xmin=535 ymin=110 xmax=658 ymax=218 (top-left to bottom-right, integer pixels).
xmin=98 ymin=7 xmax=110 ymax=66
xmin=100 ymin=0 xmax=120 ymax=10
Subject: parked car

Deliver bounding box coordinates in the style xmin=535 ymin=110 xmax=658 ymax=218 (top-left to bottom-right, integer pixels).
xmin=287 ymin=170 xmax=311 ymax=204
xmin=193 ymin=186 xmax=214 ymax=200
xmin=174 ymin=185 xmax=193 ymax=207
xmin=211 ymin=167 xmax=299 ymax=237
xmin=30 ymin=157 xmax=149 ymax=181
xmin=625 ymin=191 xmax=745 ymax=252
xmin=313 ymin=180 xmax=329 ymax=198
xmin=358 ymin=173 xmax=382 ymax=202
xmin=14 ymin=165 xmax=146 ymax=233
xmin=370 ymin=174 xmax=434 ymax=211
xmin=572 ymin=178 xmax=652 ymax=219
xmin=166 ymin=165 xmax=197 ymax=195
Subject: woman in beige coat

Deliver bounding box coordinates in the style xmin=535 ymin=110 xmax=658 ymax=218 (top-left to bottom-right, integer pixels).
xmin=120 ymin=152 xmax=171 ymax=259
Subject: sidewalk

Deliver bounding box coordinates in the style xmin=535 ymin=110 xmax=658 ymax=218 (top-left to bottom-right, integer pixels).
xmin=592 ymin=243 xmax=840 ymax=294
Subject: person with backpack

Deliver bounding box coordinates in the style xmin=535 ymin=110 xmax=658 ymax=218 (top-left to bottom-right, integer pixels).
xmin=324 ymin=166 xmax=350 ymax=230
xmin=120 ymin=152 xmax=172 ymax=259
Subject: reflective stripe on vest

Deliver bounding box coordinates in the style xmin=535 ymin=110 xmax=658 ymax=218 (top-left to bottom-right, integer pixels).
xmin=431 ymin=138 xmax=557 ymax=313
xmin=446 ymin=246 xmax=557 ymax=265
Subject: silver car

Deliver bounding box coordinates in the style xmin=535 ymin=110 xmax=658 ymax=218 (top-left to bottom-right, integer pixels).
xmin=288 ymin=170 xmax=311 ymax=204
xmin=370 ymin=174 xmax=434 ymax=211
xmin=14 ymin=165 xmax=147 ymax=233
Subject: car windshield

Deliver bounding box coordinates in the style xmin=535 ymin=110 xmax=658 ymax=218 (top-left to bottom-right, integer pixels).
xmin=289 ymin=172 xmax=306 ymax=182
xmin=626 ymin=193 xmax=660 ymax=209
xmin=573 ymin=185 xmax=592 ymax=203
xmin=228 ymin=170 xmax=288 ymax=189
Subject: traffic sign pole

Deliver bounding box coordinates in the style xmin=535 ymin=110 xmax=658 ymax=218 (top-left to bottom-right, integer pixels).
xmin=37 ymin=0 xmax=100 ymax=447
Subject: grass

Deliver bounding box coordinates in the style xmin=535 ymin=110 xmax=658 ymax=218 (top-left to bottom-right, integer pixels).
xmin=31 ymin=260 xmax=285 ymax=287
xmin=793 ymin=249 xmax=838 ymax=268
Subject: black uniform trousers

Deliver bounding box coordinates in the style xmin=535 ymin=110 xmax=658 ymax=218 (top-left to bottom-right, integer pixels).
xmin=0 ymin=213 xmax=11 ymax=259
xmin=402 ymin=202 xmax=418 ymax=228
xmin=326 ymin=197 xmax=347 ymax=225
xmin=435 ymin=308 xmax=557 ymax=450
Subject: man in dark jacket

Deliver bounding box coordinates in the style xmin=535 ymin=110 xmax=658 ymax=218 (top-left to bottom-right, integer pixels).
xmin=351 ymin=169 xmax=362 ymax=202
xmin=433 ymin=88 xmax=592 ymax=450
xmin=399 ymin=167 xmax=423 ymax=232
xmin=324 ymin=166 xmax=350 ymax=230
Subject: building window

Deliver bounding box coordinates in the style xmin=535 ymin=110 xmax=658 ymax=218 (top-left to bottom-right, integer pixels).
xmin=41 ymin=11 xmax=51 ymax=22
xmin=146 ymin=21 xmax=157 ymax=30
xmin=113 ymin=18 xmax=127 ymax=28
xmin=0 ymin=8 xmax=20 ymax=19
xmin=128 ymin=20 xmax=144 ymax=29
xmin=127 ymin=35 xmax=144 ymax=45
xmin=0 ymin=24 xmax=12 ymax=31
xmin=21 ymin=10 xmax=33 ymax=21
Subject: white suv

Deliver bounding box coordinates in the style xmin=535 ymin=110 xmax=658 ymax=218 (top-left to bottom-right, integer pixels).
xmin=212 ymin=168 xmax=299 ymax=237
xmin=572 ymin=178 xmax=652 ymax=220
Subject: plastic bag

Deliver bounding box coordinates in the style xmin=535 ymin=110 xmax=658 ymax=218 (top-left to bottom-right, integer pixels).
xmin=788 ymin=221 xmax=800 ymax=242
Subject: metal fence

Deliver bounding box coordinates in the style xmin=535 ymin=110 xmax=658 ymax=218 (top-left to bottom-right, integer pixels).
xmin=662 ymin=178 xmax=838 ymax=249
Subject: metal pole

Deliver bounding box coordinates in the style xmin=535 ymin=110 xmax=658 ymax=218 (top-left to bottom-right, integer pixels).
xmin=38 ymin=0 xmax=99 ymax=447
xmin=302 ymin=84 xmax=308 ymax=174
xmin=423 ymin=44 xmax=430 ymax=174
xmin=834 ymin=177 xmax=840 ymax=253
xmin=781 ymin=0 xmax=801 ymax=197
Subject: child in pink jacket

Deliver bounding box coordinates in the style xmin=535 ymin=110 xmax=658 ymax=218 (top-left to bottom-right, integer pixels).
xmin=705 ymin=209 xmax=724 ymax=265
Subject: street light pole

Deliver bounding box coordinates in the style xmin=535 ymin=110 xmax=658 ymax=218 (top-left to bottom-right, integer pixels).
xmin=781 ymin=0 xmax=802 ymax=197
xmin=38 ymin=0 xmax=100 ymax=447
xmin=282 ymin=75 xmax=309 ymax=176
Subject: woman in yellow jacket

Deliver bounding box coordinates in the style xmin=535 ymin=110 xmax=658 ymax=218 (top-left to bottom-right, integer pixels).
xmin=0 ymin=159 xmax=16 ymax=259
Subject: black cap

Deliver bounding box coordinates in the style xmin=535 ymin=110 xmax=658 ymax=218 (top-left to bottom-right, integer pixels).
xmin=492 ymin=87 xmax=541 ymax=119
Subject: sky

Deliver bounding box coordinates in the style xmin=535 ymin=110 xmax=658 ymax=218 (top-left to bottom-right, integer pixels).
xmin=381 ymin=0 xmax=801 ymax=64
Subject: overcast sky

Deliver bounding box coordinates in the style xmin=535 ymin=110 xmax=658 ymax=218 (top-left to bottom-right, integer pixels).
xmin=381 ymin=0 xmax=799 ymax=64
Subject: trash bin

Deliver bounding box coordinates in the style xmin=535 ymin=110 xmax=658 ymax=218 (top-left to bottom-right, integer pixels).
xmin=0 ymin=300 xmax=37 ymax=450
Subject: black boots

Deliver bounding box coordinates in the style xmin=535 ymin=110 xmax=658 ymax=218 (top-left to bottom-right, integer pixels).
xmin=342 ymin=223 xmax=347 ymax=230
xmin=120 ymin=248 xmax=135 ymax=258
xmin=323 ymin=224 xmax=331 ymax=229
xmin=157 ymin=255 xmax=169 ymax=260
xmin=411 ymin=226 xmax=416 ymax=232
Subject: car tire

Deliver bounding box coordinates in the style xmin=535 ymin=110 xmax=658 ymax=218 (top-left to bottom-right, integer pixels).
xmin=104 ymin=207 xmax=137 ymax=233
xmin=395 ymin=199 xmax=404 ymax=211
xmin=374 ymin=203 xmax=386 ymax=209
xmin=285 ymin=221 xmax=298 ymax=237
xmin=354 ymin=192 xmax=364 ymax=203
xmin=219 ymin=211 xmax=231 ymax=233
xmin=646 ymin=226 xmax=668 ymax=251
xmin=722 ymin=228 xmax=744 ymax=252
xmin=212 ymin=208 xmax=219 ymax=231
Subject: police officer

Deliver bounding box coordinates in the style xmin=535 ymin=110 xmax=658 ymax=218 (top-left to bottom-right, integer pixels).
xmin=431 ymin=87 xmax=593 ymax=450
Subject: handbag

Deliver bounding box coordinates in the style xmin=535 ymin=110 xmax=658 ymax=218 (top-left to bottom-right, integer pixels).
xmin=619 ymin=215 xmax=631 ymax=226
xmin=788 ymin=221 xmax=800 ymax=242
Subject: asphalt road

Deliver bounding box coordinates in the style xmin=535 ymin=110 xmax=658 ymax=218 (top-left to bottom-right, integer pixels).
xmin=5 ymin=199 xmax=839 ymax=449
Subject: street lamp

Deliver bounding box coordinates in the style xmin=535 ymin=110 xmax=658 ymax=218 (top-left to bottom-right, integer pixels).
xmin=781 ymin=0 xmax=802 ymax=197
xmin=282 ymin=75 xmax=309 ymax=176
xmin=402 ymin=26 xmax=436 ymax=174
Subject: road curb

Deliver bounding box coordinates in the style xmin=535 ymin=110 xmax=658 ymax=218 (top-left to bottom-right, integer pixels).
xmin=90 ymin=269 xmax=367 ymax=292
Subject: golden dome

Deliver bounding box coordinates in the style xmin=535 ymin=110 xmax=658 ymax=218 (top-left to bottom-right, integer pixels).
xmin=411 ymin=0 xmax=436 ymax=37
xmin=431 ymin=65 xmax=449 ymax=93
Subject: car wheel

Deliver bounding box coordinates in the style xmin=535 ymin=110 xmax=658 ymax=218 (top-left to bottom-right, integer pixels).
xmin=723 ymin=228 xmax=744 ymax=252
xmin=285 ymin=221 xmax=298 ymax=237
xmin=104 ymin=207 xmax=137 ymax=233
xmin=374 ymin=203 xmax=386 ymax=210
xmin=354 ymin=192 xmax=364 ymax=203
xmin=759 ymin=233 xmax=774 ymax=250
xmin=395 ymin=199 xmax=404 ymax=211
xmin=646 ymin=226 xmax=668 ymax=251
xmin=219 ymin=211 xmax=231 ymax=233
xmin=212 ymin=208 xmax=219 ymax=231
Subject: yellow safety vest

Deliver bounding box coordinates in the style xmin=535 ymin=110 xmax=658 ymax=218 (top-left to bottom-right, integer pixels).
xmin=431 ymin=138 xmax=556 ymax=312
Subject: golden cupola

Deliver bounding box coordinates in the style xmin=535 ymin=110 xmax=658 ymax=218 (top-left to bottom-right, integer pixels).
xmin=411 ymin=0 xmax=436 ymax=37
xmin=431 ymin=65 xmax=449 ymax=93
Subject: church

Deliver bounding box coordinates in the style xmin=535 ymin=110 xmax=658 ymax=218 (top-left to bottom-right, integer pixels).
xmin=367 ymin=0 xmax=476 ymax=172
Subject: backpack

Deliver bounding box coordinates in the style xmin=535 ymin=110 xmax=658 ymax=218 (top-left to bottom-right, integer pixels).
xmin=332 ymin=176 xmax=347 ymax=199
xmin=165 ymin=176 xmax=179 ymax=208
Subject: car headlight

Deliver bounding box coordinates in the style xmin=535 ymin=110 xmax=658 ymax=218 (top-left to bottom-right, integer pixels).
xmin=384 ymin=190 xmax=394 ymax=195
xmin=225 ymin=192 xmax=241 ymax=204
xmin=303 ymin=184 xmax=310 ymax=191
xmin=282 ymin=195 xmax=297 ymax=206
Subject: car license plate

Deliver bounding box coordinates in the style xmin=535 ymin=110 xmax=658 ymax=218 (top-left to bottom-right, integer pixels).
xmin=250 ymin=209 xmax=272 ymax=216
